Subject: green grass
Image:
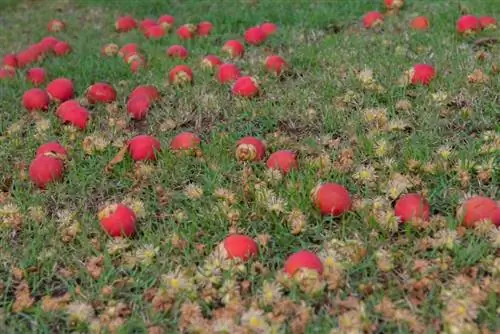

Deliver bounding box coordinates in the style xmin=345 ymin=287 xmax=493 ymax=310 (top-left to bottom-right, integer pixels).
xmin=1 ymin=0 xmax=499 ymax=333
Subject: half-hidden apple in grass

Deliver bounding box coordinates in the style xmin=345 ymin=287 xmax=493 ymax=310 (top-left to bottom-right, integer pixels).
xmin=39 ymin=36 xmax=59 ymax=53
xmin=130 ymin=59 xmax=146 ymax=73
xmin=410 ymin=16 xmax=430 ymax=30
xmin=236 ymin=136 xmax=266 ymax=161
xmin=115 ymin=15 xmax=137 ymax=32
xmin=394 ymin=193 xmax=430 ymax=223
xmin=118 ymin=43 xmax=138 ymax=58
xmin=244 ymin=26 xmax=267 ymax=45
xmin=123 ymin=52 xmax=145 ymax=64
xmin=127 ymin=95 xmax=151 ymax=120
xmin=0 ymin=68 xmax=15 ymax=80
xmin=265 ymin=55 xmax=288 ymax=75
xmin=222 ymin=40 xmax=245 ymax=58
xmin=197 ymin=21 xmax=213 ymax=36
xmin=26 ymin=67 xmax=46 ymax=85
xmin=16 ymin=48 xmax=41 ymax=68
xmin=201 ymin=55 xmax=222 ymax=70
xmin=384 ymin=0 xmax=404 ymax=10
xmin=139 ymin=18 xmax=157 ymax=33
xmin=102 ymin=43 xmax=119 ymax=56
xmin=56 ymin=99 xmax=80 ymax=117
xmin=98 ymin=204 xmax=136 ymax=237
xmin=221 ymin=234 xmax=259 ymax=261
xmin=311 ymin=183 xmax=352 ymax=217
xmin=158 ymin=15 xmax=175 ymax=30
xmin=231 ymin=76 xmax=259 ymax=97
xmin=129 ymin=85 xmax=160 ymax=101
xmin=58 ymin=106 xmax=90 ymax=130
xmin=53 ymin=41 xmax=72 ymax=56
xmin=363 ymin=11 xmax=384 ymax=29
xmin=177 ymin=24 xmax=197 ymax=39
xmin=216 ymin=63 xmax=241 ymax=84
xmin=284 ymin=250 xmax=323 ymax=276
xmin=167 ymin=45 xmax=188 ymax=59
xmin=128 ymin=135 xmax=161 ymax=161
xmin=47 ymin=78 xmax=74 ymax=102
xmin=2 ymin=53 xmax=18 ymax=69
xmin=47 ymin=19 xmax=65 ymax=32
xmin=169 ymin=65 xmax=193 ymax=85
xmin=266 ymin=150 xmax=297 ymax=175
xmin=144 ymin=24 xmax=165 ymax=39
xmin=23 ymin=88 xmax=50 ymax=112
xmin=479 ymin=16 xmax=497 ymax=30
xmin=457 ymin=196 xmax=500 ymax=228
xmin=260 ymin=22 xmax=277 ymax=36
xmin=86 ymin=83 xmax=117 ymax=103
xmin=456 ymin=15 xmax=481 ymax=35
xmin=170 ymin=132 xmax=201 ymax=152
xmin=36 ymin=141 xmax=68 ymax=158
xmin=29 ymin=155 xmax=64 ymax=189
xmin=407 ymin=64 xmax=436 ymax=85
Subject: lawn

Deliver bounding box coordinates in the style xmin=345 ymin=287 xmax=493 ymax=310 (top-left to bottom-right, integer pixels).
xmin=0 ymin=0 xmax=499 ymax=333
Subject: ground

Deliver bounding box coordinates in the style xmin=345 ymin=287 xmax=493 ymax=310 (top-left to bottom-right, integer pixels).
xmin=0 ymin=0 xmax=499 ymax=333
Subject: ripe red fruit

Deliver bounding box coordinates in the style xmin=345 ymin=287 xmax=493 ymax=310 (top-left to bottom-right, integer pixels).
xmin=144 ymin=24 xmax=165 ymax=39
xmin=410 ymin=64 xmax=436 ymax=85
xmin=384 ymin=0 xmax=404 ymax=10
xmin=23 ymin=88 xmax=50 ymax=112
xmin=170 ymin=132 xmax=201 ymax=151
xmin=260 ymin=22 xmax=277 ymax=36
xmin=456 ymin=15 xmax=481 ymax=35
xmin=102 ymin=43 xmax=119 ymax=56
xmin=265 ymin=55 xmax=288 ymax=75
xmin=222 ymin=234 xmax=259 ymax=261
xmin=36 ymin=142 xmax=68 ymax=158
xmin=2 ymin=53 xmax=18 ymax=69
xmin=244 ymin=26 xmax=267 ymax=45
xmin=130 ymin=59 xmax=146 ymax=73
xmin=197 ymin=21 xmax=213 ymax=36
xmin=284 ymin=250 xmax=323 ymax=276
xmin=118 ymin=43 xmax=138 ymax=58
xmin=0 ymin=68 xmax=15 ymax=80
xmin=46 ymin=78 xmax=74 ymax=102
xmin=216 ymin=63 xmax=241 ymax=84
xmin=266 ymin=150 xmax=297 ymax=175
xmin=201 ymin=55 xmax=222 ymax=70
xmin=311 ymin=183 xmax=352 ymax=217
xmin=123 ymin=52 xmax=144 ymax=64
xmin=53 ymin=41 xmax=71 ymax=56
xmin=115 ymin=16 xmax=137 ymax=32
xmin=222 ymin=40 xmax=245 ymax=58
xmin=231 ymin=76 xmax=259 ymax=97
xmin=479 ymin=16 xmax=497 ymax=30
xmin=39 ymin=36 xmax=59 ymax=53
xmin=127 ymin=95 xmax=151 ymax=120
xmin=29 ymin=155 xmax=64 ymax=189
xmin=167 ymin=45 xmax=189 ymax=59
xmin=128 ymin=135 xmax=161 ymax=161
xmin=16 ymin=49 xmax=41 ymax=68
xmin=98 ymin=204 xmax=136 ymax=237
xmin=177 ymin=24 xmax=197 ymax=39
xmin=129 ymin=85 xmax=160 ymax=101
xmin=457 ymin=196 xmax=500 ymax=228
xmin=86 ymin=83 xmax=117 ymax=103
xmin=236 ymin=136 xmax=266 ymax=161
xmin=56 ymin=99 xmax=81 ymax=118
xmin=410 ymin=16 xmax=430 ymax=30
xmin=169 ymin=65 xmax=193 ymax=85
xmin=394 ymin=193 xmax=430 ymax=223
xmin=47 ymin=19 xmax=65 ymax=32
xmin=58 ymin=106 xmax=90 ymax=130
xmin=26 ymin=67 xmax=46 ymax=85
xmin=363 ymin=11 xmax=384 ymax=29
xmin=140 ymin=18 xmax=157 ymax=33
xmin=158 ymin=15 xmax=175 ymax=30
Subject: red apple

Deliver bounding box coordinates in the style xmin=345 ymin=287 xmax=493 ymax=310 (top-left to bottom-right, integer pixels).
xmin=47 ymin=78 xmax=74 ymax=102
xmin=260 ymin=22 xmax=277 ymax=37
xmin=130 ymin=59 xmax=146 ymax=73
xmin=222 ymin=40 xmax=245 ymax=58
xmin=2 ymin=53 xmax=18 ymax=69
xmin=23 ymin=88 xmax=50 ymax=112
xmin=53 ymin=41 xmax=71 ymax=56
xmin=266 ymin=150 xmax=297 ymax=174
xmin=410 ymin=64 xmax=436 ymax=85
xmin=176 ymin=24 xmax=197 ymax=39
xmin=0 ymin=68 xmax=15 ymax=80
xmin=58 ymin=106 xmax=90 ymax=130
xmin=222 ymin=234 xmax=258 ymax=261
xmin=170 ymin=132 xmax=201 ymax=151
xmin=47 ymin=19 xmax=65 ymax=32
xmin=235 ymin=136 xmax=266 ymax=161
xmin=144 ymin=24 xmax=165 ymax=39
xmin=394 ymin=193 xmax=430 ymax=223
xmin=231 ymin=76 xmax=259 ymax=97
xmin=201 ymin=55 xmax=222 ymax=70
xmin=26 ymin=67 xmax=46 ymax=85
xmin=129 ymin=85 xmax=160 ymax=101
xmin=479 ymin=16 xmax=497 ymax=30
xmin=410 ymin=16 xmax=430 ymax=30
xmin=244 ymin=26 xmax=266 ymax=45
xmin=115 ymin=16 xmax=137 ymax=32
xmin=128 ymin=135 xmax=161 ymax=161
xmin=284 ymin=250 xmax=323 ymax=276
xmin=118 ymin=43 xmax=138 ymax=58
xmin=167 ymin=45 xmax=189 ymax=59
xmin=158 ymin=15 xmax=175 ymax=30
xmin=456 ymin=15 xmax=481 ymax=35
xmin=123 ymin=52 xmax=144 ymax=64
xmin=36 ymin=141 xmax=68 ymax=158
xmin=457 ymin=196 xmax=500 ymax=228
xmin=216 ymin=63 xmax=241 ymax=84
xmin=98 ymin=204 xmax=136 ymax=237
xmin=363 ymin=11 xmax=384 ymax=29
xmin=265 ymin=55 xmax=288 ymax=75
xmin=169 ymin=65 xmax=193 ymax=85
xmin=29 ymin=155 xmax=64 ymax=189
xmin=384 ymin=0 xmax=404 ymax=10
xmin=140 ymin=18 xmax=157 ymax=33
xmin=39 ymin=36 xmax=59 ymax=53
xmin=311 ymin=183 xmax=352 ymax=217
xmin=127 ymin=95 xmax=151 ymax=120
xmin=102 ymin=43 xmax=119 ymax=56
xmin=86 ymin=83 xmax=117 ymax=104
xmin=197 ymin=21 xmax=213 ymax=36
xmin=16 ymin=49 xmax=41 ymax=68
xmin=56 ymin=99 xmax=81 ymax=118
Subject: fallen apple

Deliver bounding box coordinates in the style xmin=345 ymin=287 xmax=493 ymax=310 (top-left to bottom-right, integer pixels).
xmin=128 ymin=135 xmax=161 ymax=161
xmin=244 ymin=26 xmax=267 ymax=45
xmin=394 ymin=193 xmax=430 ymax=223
xmin=384 ymin=0 xmax=404 ymax=10
xmin=158 ymin=15 xmax=175 ymax=30
xmin=169 ymin=65 xmax=193 ymax=85
xmin=231 ymin=76 xmax=259 ymax=97
xmin=177 ymin=24 xmax=197 ymax=39
xmin=115 ymin=15 xmax=137 ymax=32
xmin=260 ymin=22 xmax=277 ymax=36
xmin=102 ymin=43 xmax=119 ymax=56
xmin=53 ymin=41 xmax=72 ymax=56
xmin=36 ymin=141 xmax=68 ymax=158
xmin=410 ymin=16 xmax=430 ymax=30
xmin=0 ymin=68 xmax=15 ymax=80
xmin=265 ymin=55 xmax=288 ymax=75
xmin=129 ymin=85 xmax=160 ymax=101
xmin=197 ymin=21 xmax=213 ymax=36
xmin=118 ymin=43 xmax=138 ymax=58
xmin=127 ymin=95 xmax=151 ymax=120
xmin=98 ymin=204 xmax=136 ymax=237
xmin=86 ymin=83 xmax=117 ymax=104
xmin=167 ymin=45 xmax=189 ymax=59
xmin=235 ymin=136 xmax=266 ymax=161
xmin=26 ymin=67 xmax=46 ymax=85
xmin=311 ymin=183 xmax=352 ymax=217
xmin=23 ymin=88 xmax=50 ymax=111
xmin=201 ymin=55 xmax=222 ymax=70
xmin=456 ymin=15 xmax=481 ymax=35
xmin=284 ymin=250 xmax=323 ymax=276
xmin=363 ymin=11 xmax=384 ymax=29
xmin=409 ymin=64 xmax=436 ymax=85
xmin=47 ymin=78 xmax=74 ymax=102
xmin=457 ymin=196 xmax=500 ymax=228
xmin=47 ymin=19 xmax=65 ymax=32
xmin=170 ymin=132 xmax=201 ymax=151
xmin=479 ymin=16 xmax=497 ymax=30
xmin=58 ymin=106 xmax=90 ymax=130
xmin=29 ymin=155 xmax=64 ymax=189
xmin=216 ymin=63 xmax=241 ymax=84
xmin=144 ymin=24 xmax=165 ymax=39
xmin=140 ymin=18 xmax=157 ymax=33
xmin=222 ymin=40 xmax=245 ymax=58
xmin=222 ymin=234 xmax=259 ymax=261
xmin=266 ymin=150 xmax=297 ymax=174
